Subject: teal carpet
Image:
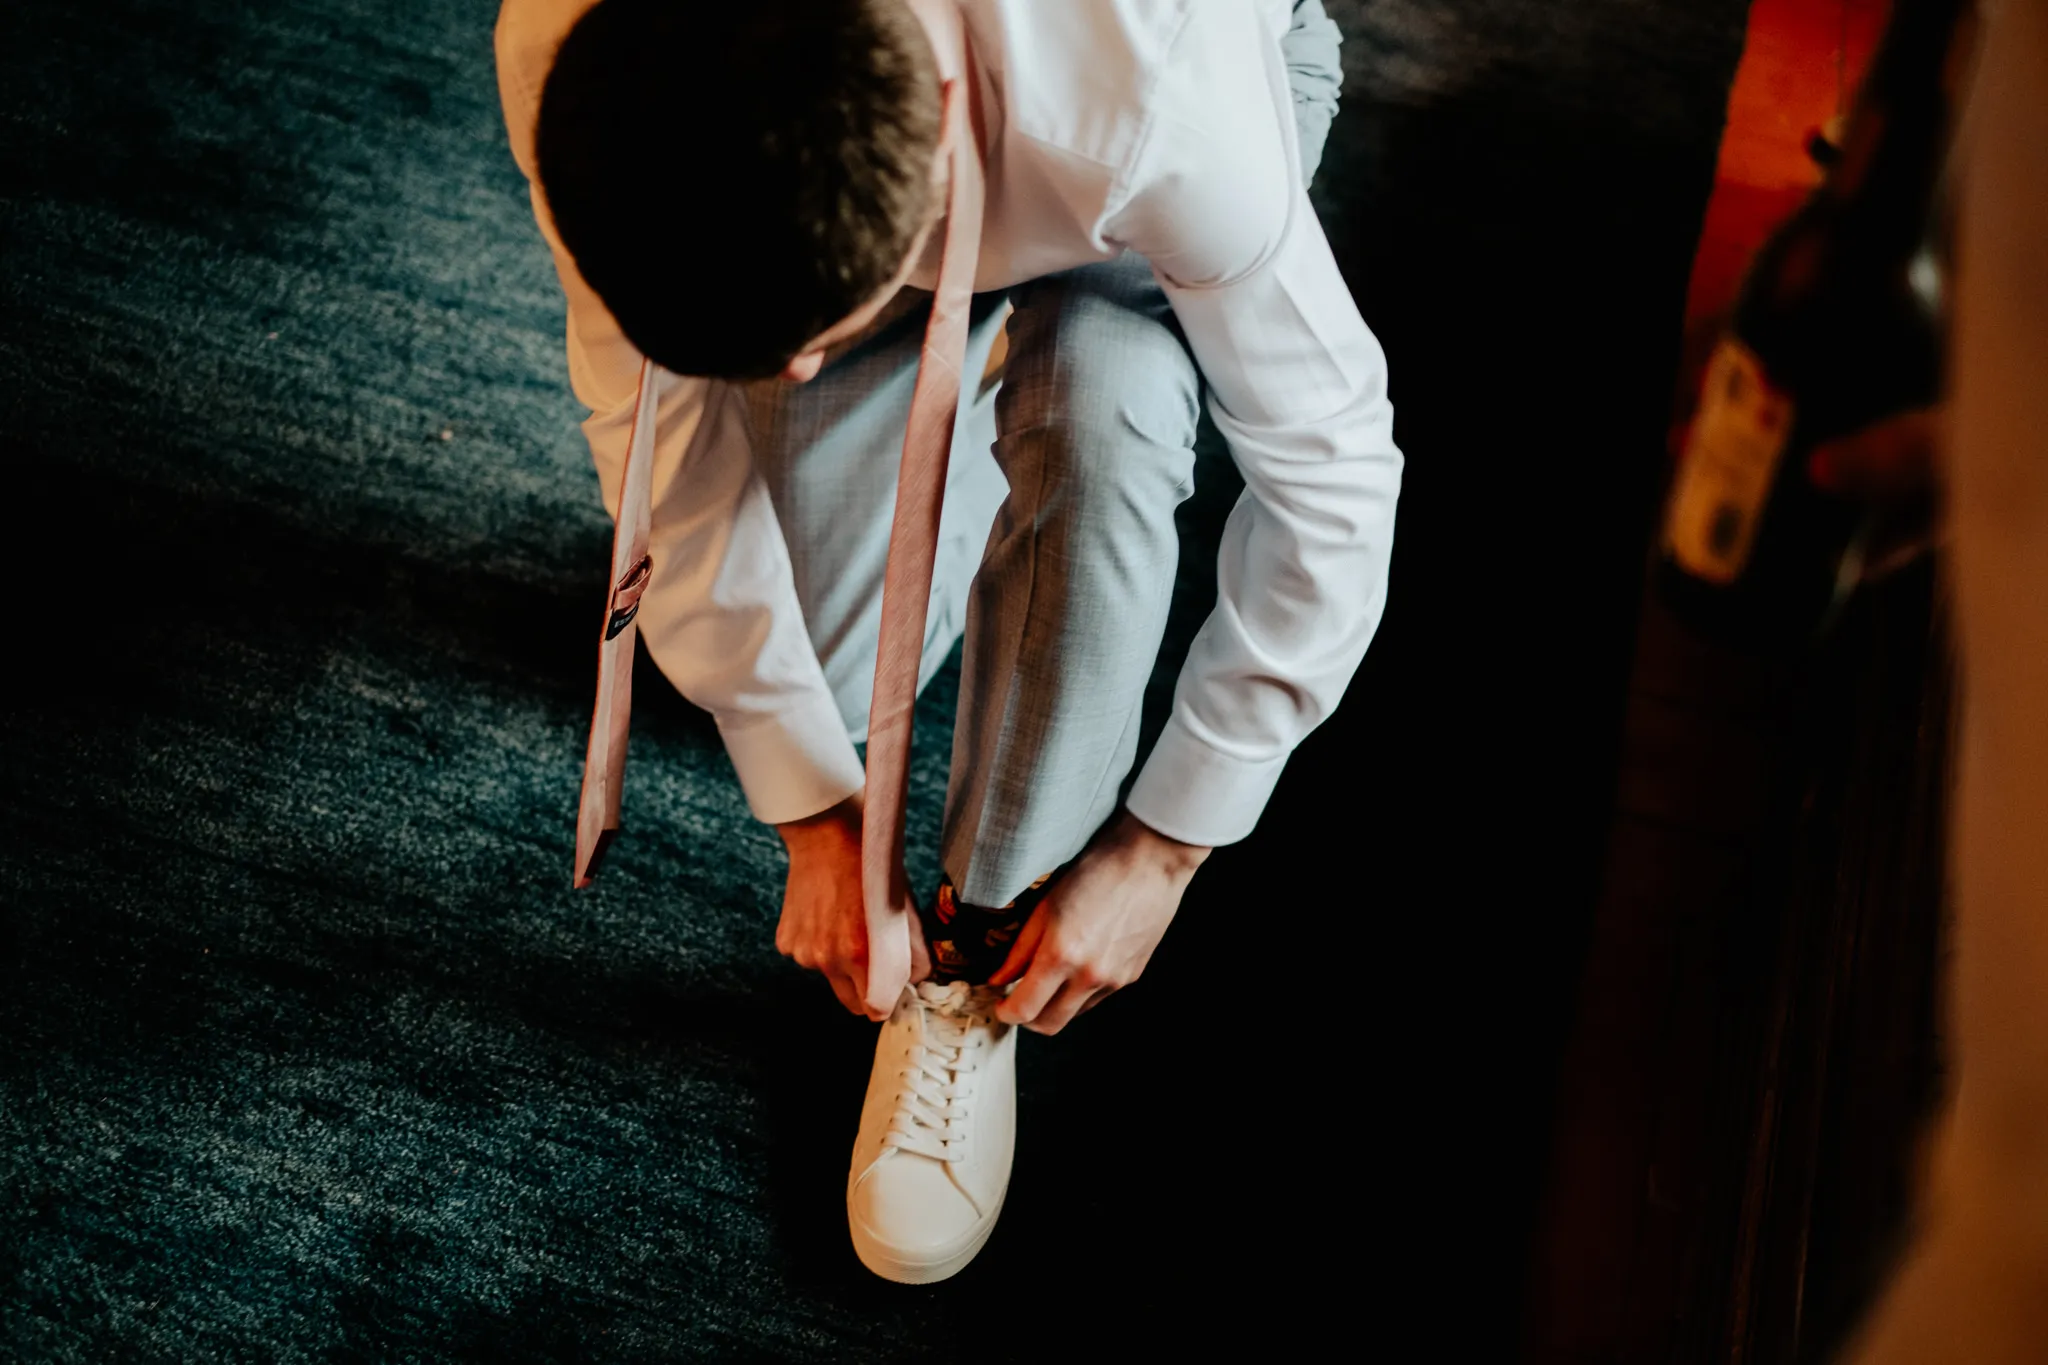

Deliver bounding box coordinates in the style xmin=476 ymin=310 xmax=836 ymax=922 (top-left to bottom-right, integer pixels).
xmin=1 ymin=0 xmax=1745 ymax=1358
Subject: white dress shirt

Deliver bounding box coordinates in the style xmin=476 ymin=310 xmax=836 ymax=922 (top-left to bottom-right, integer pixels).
xmin=495 ymin=0 xmax=1402 ymax=848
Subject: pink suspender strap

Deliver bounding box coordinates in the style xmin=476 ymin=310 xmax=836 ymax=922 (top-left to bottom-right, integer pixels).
xmin=858 ymin=51 xmax=985 ymax=1012
xmin=573 ymin=358 xmax=657 ymax=887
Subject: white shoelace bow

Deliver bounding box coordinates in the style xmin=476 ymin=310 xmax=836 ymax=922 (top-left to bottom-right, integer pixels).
xmin=883 ymin=982 xmax=996 ymax=1164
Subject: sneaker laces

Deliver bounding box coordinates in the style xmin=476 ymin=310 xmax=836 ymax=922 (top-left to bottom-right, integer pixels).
xmin=882 ymin=981 xmax=998 ymax=1164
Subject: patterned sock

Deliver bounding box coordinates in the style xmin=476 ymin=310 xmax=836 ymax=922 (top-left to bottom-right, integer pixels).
xmin=921 ymin=872 xmax=1055 ymax=985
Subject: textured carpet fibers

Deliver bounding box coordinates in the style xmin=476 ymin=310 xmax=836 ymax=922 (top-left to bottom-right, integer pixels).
xmin=1 ymin=0 xmax=1744 ymax=1358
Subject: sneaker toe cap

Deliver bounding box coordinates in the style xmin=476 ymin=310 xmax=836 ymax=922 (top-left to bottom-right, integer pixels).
xmin=850 ymin=1153 xmax=983 ymax=1255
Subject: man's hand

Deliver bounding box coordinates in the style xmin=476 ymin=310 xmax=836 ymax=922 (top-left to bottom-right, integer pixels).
xmin=990 ymin=810 xmax=1210 ymax=1035
xmin=774 ymin=792 xmax=929 ymax=1019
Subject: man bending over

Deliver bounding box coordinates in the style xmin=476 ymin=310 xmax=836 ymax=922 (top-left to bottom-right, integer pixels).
xmin=495 ymin=0 xmax=1400 ymax=1282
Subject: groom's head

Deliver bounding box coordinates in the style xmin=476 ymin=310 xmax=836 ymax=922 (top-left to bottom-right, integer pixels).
xmin=538 ymin=0 xmax=943 ymax=381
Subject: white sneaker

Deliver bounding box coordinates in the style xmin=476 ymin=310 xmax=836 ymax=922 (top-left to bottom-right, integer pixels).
xmin=847 ymin=980 xmax=1017 ymax=1283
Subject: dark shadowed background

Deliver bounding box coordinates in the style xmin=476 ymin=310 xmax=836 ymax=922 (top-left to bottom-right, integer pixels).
xmin=0 ymin=1 xmax=1745 ymax=1358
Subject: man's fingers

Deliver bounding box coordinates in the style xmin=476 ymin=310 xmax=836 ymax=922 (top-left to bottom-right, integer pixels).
xmin=1023 ymin=980 xmax=1102 ymax=1036
xmin=988 ymin=903 xmax=1051 ymax=988
xmin=824 ymin=969 xmax=868 ymax=1017
xmin=995 ymin=951 xmax=1067 ymax=1028
xmin=1808 ymin=408 xmax=1942 ymax=498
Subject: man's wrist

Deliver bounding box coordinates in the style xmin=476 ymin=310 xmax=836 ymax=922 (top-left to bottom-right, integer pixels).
xmin=777 ymin=791 xmax=863 ymax=857
xmin=1113 ymin=808 xmax=1212 ymax=875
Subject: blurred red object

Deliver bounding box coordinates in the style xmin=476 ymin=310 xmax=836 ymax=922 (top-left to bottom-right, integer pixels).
xmin=1673 ymin=0 xmax=1892 ymax=455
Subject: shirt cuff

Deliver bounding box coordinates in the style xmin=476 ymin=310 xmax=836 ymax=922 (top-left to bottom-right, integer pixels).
xmin=717 ymin=691 xmax=865 ymax=827
xmin=1124 ymin=716 xmax=1291 ymax=848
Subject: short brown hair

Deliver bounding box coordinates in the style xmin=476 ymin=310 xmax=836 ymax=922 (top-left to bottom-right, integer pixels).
xmin=537 ymin=0 xmax=941 ymax=379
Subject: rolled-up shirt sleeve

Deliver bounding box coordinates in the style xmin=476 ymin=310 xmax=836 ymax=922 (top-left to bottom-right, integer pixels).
xmin=1109 ymin=4 xmax=1402 ymax=847
xmin=497 ymin=2 xmax=863 ymax=825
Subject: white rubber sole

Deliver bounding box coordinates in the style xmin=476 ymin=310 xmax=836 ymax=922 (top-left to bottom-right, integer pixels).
xmin=848 ymin=1184 xmax=1009 ymax=1285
